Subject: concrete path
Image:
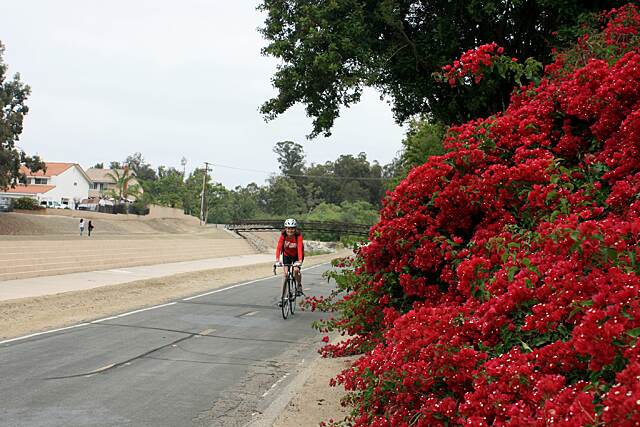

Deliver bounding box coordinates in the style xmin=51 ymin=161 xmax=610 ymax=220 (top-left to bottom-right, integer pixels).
xmin=0 ymin=254 xmax=274 ymax=301
xmin=0 ymin=263 xmax=333 ymax=427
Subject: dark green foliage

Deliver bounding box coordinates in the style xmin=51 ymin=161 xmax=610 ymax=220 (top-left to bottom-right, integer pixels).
xmin=144 ymin=167 xmax=183 ymax=208
xmin=304 ymin=201 xmax=379 ymax=241
xmin=263 ymin=176 xmax=306 ymax=215
xmin=13 ymin=197 xmax=41 ymax=210
xmin=386 ymin=117 xmax=446 ymax=188
xmin=273 ymin=141 xmax=305 ymax=177
xmin=125 ymin=152 xmax=157 ymax=181
xmin=0 ymin=41 xmax=44 ymax=190
xmin=258 ymin=0 xmax=627 ymax=137
xmin=306 ymin=152 xmax=386 ymax=207
xmin=127 ymin=143 xmax=392 ymax=230
xmin=128 ymin=200 xmax=149 ymax=215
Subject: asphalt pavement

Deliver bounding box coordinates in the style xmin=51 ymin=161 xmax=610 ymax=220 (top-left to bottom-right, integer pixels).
xmin=0 ymin=263 xmax=335 ymax=427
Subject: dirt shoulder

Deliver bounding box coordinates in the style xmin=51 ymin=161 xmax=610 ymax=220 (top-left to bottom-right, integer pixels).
xmin=271 ymin=354 xmax=356 ymax=427
xmin=0 ymin=251 xmax=349 ymax=340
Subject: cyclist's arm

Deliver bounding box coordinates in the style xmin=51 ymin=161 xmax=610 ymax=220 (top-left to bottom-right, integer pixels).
xmin=297 ymin=234 xmax=304 ymax=262
xmin=275 ymin=234 xmax=284 ymax=262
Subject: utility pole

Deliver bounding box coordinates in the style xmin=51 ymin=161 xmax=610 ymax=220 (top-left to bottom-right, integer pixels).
xmin=199 ymin=162 xmax=210 ymax=226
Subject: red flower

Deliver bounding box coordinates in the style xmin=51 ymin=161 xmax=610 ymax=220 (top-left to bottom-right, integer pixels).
xmin=319 ymin=5 xmax=640 ymax=426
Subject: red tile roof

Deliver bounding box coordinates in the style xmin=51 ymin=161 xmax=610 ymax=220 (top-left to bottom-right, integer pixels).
xmin=4 ymin=184 xmax=55 ymax=194
xmin=20 ymin=162 xmax=74 ymax=177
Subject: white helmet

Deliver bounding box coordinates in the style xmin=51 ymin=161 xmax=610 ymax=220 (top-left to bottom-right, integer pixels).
xmin=284 ymin=218 xmax=297 ymax=228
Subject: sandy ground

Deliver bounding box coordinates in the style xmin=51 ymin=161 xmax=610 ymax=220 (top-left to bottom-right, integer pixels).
xmin=0 ymin=251 xmax=348 ymax=340
xmin=272 ymin=354 xmax=356 ymax=427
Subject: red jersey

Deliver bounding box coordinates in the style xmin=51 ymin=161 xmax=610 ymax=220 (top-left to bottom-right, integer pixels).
xmin=276 ymin=232 xmax=304 ymax=260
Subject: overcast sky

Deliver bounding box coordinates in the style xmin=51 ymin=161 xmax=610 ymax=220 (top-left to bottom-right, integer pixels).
xmin=0 ymin=1 xmax=405 ymax=188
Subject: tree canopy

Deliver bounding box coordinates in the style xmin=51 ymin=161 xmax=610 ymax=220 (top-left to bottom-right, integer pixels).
xmin=125 ymin=152 xmax=157 ymax=181
xmin=258 ymin=0 xmax=627 ymax=137
xmin=116 ymin=143 xmax=388 ymax=236
xmin=273 ymin=140 xmax=305 ymax=177
xmin=106 ymin=168 xmax=141 ymax=201
xmin=0 ymin=41 xmax=44 ymax=190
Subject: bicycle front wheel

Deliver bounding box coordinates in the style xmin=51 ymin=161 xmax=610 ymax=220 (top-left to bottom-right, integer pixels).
xmin=281 ymin=279 xmax=291 ymax=319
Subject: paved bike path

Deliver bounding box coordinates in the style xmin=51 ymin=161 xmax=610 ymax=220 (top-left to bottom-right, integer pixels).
xmin=0 ymin=264 xmax=334 ymax=426
xmin=0 ymin=254 xmax=274 ymax=301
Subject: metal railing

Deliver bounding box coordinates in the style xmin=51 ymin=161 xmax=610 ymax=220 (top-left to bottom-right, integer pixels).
xmin=225 ymin=219 xmax=371 ymax=236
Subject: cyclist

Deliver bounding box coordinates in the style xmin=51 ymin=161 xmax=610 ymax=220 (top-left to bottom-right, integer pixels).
xmin=275 ymin=218 xmax=305 ymax=302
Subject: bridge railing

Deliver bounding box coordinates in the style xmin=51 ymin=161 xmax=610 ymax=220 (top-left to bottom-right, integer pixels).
xmin=225 ymin=219 xmax=371 ymax=236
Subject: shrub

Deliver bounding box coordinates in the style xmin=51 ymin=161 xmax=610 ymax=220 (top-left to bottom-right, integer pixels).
xmin=113 ymin=203 xmax=127 ymax=214
xmin=317 ymin=5 xmax=640 ymax=426
xmin=128 ymin=201 xmax=149 ymax=215
xmin=13 ymin=197 xmax=42 ymax=210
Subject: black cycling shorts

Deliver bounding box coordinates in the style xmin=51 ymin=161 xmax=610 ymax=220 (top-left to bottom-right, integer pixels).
xmin=283 ymin=255 xmax=299 ymax=266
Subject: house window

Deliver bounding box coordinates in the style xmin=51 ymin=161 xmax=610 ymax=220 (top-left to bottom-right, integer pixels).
xmin=34 ymin=178 xmax=48 ymax=185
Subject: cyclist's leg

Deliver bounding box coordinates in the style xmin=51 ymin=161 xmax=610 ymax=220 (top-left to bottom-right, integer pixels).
xmin=294 ymin=266 xmax=303 ymax=294
xmin=295 ymin=267 xmax=302 ymax=292
xmin=298 ymin=256 xmax=305 ymax=291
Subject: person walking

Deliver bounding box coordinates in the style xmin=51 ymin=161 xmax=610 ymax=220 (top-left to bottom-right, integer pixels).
xmin=87 ymin=220 xmax=94 ymax=237
xmin=79 ymin=218 xmax=85 ymax=236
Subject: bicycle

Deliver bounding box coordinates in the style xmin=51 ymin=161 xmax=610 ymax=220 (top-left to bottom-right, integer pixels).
xmin=273 ymin=263 xmax=300 ymax=319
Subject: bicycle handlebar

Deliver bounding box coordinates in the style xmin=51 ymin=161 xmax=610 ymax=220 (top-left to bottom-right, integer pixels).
xmin=273 ymin=263 xmax=302 ymax=275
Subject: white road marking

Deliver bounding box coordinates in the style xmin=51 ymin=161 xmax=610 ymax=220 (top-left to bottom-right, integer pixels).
xmin=114 ymin=302 xmax=177 ymax=318
xmin=1 ymin=302 xmax=177 ymax=346
xmin=0 ymin=261 xmax=333 ymax=346
xmin=0 ymin=323 xmax=89 ymax=345
xmin=301 ymin=263 xmax=328 ymax=271
xmin=182 ymin=261 xmax=330 ymax=302
xmin=261 ymin=373 xmax=290 ymax=398
xmin=90 ymin=315 xmax=121 ymax=323
xmin=243 ymin=311 xmax=259 ymax=317
xmin=182 ymin=277 xmax=270 ymax=301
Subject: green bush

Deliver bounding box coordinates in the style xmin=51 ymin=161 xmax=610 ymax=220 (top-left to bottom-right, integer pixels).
xmin=13 ymin=197 xmax=42 ymax=210
xmin=302 ymin=201 xmax=378 ymax=241
xmin=128 ymin=200 xmax=149 ymax=215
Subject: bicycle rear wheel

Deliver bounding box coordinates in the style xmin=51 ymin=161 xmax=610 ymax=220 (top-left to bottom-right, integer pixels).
xmin=281 ymin=278 xmax=291 ymax=319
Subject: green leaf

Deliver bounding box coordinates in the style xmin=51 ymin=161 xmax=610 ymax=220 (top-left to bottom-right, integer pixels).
xmin=627 ymin=328 xmax=640 ymax=338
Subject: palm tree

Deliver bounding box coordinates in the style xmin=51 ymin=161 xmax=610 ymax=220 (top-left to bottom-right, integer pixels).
xmin=107 ymin=167 xmax=141 ymax=202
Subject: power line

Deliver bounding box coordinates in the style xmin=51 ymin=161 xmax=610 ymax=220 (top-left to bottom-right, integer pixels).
xmin=208 ymin=162 xmax=394 ymax=182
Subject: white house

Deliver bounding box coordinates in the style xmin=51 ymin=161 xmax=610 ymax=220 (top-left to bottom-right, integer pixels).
xmin=1 ymin=162 xmax=91 ymax=208
xmin=85 ymin=167 xmax=142 ymax=201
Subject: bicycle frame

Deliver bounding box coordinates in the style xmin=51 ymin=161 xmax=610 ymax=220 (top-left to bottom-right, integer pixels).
xmin=273 ymin=263 xmax=300 ymax=319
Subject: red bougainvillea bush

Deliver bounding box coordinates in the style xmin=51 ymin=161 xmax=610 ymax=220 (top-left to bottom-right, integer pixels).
xmin=316 ymin=5 xmax=640 ymax=426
